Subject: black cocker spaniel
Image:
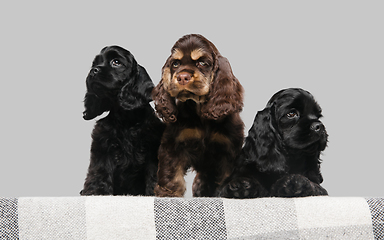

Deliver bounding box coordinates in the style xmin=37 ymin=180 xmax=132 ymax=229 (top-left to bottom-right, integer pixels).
xmin=219 ymin=88 xmax=328 ymax=198
xmin=80 ymin=46 xmax=164 ymax=196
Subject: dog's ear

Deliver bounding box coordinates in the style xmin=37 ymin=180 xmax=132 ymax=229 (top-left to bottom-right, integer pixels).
xmin=151 ymin=62 xmax=178 ymax=123
xmin=119 ymin=61 xmax=155 ymax=110
xmin=83 ymin=93 xmax=110 ymax=120
xmin=201 ymin=56 xmax=243 ymax=120
xmin=245 ymin=107 xmax=287 ymax=173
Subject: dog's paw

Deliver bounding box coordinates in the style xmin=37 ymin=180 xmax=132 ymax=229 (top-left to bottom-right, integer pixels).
xmin=219 ymin=177 xmax=268 ymax=199
xmin=271 ymin=174 xmax=326 ymax=197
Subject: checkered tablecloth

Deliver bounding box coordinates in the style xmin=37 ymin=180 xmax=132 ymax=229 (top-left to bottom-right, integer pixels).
xmin=1 ymin=196 xmax=383 ymax=239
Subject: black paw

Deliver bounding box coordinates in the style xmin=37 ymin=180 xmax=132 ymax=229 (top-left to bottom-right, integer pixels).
xmin=271 ymin=174 xmax=327 ymax=197
xmin=219 ymin=177 xmax=268 ymax=199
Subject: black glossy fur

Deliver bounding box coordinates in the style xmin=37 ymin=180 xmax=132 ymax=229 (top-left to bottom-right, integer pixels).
xmin=80 ymin=46 xmax=165 ymax=196
xmin=220 ymin=88 xmax=328 ymax=198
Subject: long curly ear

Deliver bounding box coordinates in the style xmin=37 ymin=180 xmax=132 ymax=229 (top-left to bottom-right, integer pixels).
xmin=119 ymin=62 xmax=155 ymax=110
xmin=201 ymin=56 xmax=243 ymax=120
xmin=83 ymin=93 xmax=110 ymax=120
xmin=152 ymin=66 xmax=178 ymax=123
xmin=245 ymin=107 xmax=287 ymax=173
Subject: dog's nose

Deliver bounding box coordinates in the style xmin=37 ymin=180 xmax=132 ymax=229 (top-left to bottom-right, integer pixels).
xmin=177 ymin=72 xmax=191 ymax=85
xmin=310 ymin=122 xmax=324 ymax=133
xmin=90 ymin=67 xmax=100 ymax=76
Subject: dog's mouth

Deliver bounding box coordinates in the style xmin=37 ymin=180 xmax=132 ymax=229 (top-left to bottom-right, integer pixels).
xmin=87 ymin=82 xmax=108 ymax=97
xmin=166 ymin=72 xmax=210 ymax=100
xmin=89 ymin=81 xmax=104 ymax=91
xmin=317 ymin=132 xmax=328 ymax=150
xmin=285 ymin=130 xmax=328 ymax=153
xmin=300 ymin=135 xmax=328 ymax=153
xmin=87 ymin=75 xmax=104 ymax=90
xmin=86 ymin=75 xmax=122 ymax=97
xmin=176 ymin=90 xmax=207 ymax=103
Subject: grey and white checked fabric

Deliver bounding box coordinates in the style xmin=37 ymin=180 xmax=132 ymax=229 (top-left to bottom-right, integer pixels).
xmin=154 ymin=197 xmax=227 ymax=239
xmin=0 ymin=198 xmax=18 ymax=239
xmin=0 ymin=196 xmax=383 ymax=239
xmin=367 ymin=198 xmax=384 ymax=240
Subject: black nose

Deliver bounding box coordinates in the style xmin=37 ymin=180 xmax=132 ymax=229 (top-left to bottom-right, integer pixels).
xmin=89 ymin=67 xmax=100 ymax=76
xmin=310 ymin=122 xmax=324 ymax=133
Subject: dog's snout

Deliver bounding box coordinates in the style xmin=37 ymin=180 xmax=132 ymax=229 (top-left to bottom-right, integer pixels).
xmin=177 ymin=72 xmax=192 ymax=85
xmin=90 ymin=67 xmax=100 ymax=76
xmin=310 ymin=122 xmax=324 ymax=133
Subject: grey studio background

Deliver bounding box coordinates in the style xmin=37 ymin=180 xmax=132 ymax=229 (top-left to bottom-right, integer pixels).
xmin=1 ymin=1 xmax=383 ymax=198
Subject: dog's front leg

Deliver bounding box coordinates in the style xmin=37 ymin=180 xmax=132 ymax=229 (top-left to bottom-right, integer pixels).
xmin=155 ymin=159 xmax=187 ymax=197
xmin=154 ymin=142 xmax=188 ymax=197
xmin=80 ymin=163 xmax=114 ymax=195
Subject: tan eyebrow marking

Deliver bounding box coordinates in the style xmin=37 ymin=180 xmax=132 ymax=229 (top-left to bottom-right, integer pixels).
xmin=172 ymin=48 xmax=184 ymax=60
xmin=190 ymin=48 xmax=205 ymax=61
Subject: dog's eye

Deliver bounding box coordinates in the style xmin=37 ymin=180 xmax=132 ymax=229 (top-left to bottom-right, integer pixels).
xmin=172 ymin=61 xmax=180 ymax=68
xmin=197 ymin=61 xmax=209 ymax=67
xmin=111 ymin=59 xmax=122 ymax=67
xmin=286 ymin=110 xmax=299 ymax=119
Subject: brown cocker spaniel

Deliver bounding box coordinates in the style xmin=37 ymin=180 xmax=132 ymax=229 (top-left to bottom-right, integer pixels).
xmin=152 ymin=34 xmax=244 ymax=197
